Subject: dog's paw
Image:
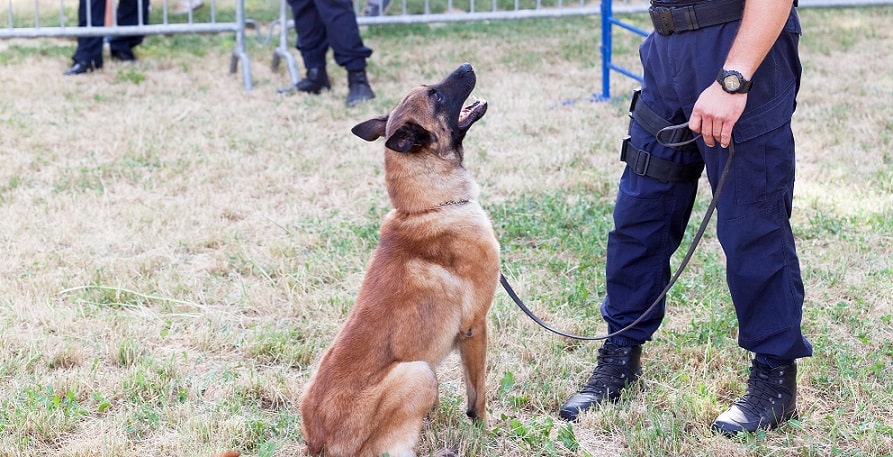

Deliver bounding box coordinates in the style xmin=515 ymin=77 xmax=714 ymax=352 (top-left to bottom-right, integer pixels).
xmin=212 ymin=451 xmax=240 ymax=457
xmin=466 ymin=409 xmax=487 ymax=425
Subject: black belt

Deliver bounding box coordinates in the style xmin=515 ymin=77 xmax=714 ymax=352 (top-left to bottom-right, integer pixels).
xmin=649 ymin=0 xmax=744 ymax=36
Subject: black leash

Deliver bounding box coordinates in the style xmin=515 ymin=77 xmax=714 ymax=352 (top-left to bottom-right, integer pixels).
xmin=501 ymin=123 xmax=734 ymax=340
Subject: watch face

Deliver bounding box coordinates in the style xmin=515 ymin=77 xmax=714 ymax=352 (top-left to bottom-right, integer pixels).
xmin=723 ymin=74 xmax=741 ymax=91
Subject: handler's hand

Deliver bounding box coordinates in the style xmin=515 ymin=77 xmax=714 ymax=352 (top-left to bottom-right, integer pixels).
xmin=688 ymin=83 xmax=747 ymax=149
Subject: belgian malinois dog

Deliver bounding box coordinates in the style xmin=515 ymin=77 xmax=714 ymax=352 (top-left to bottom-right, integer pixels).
xmin=299 ymin=63 xmax=499 ymax=457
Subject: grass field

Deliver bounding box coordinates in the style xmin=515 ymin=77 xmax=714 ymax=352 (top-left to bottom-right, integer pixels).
xmin=0 ymin=4 xmax=891 ymax=457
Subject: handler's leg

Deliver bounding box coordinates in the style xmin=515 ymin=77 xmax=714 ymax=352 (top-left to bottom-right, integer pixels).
xmin=560 ymin=31 xmax=705 ymax=421
xmin=710 ymin=123 xmax=812 ymax=435
xmin=67 ymin=0 xmax=106 ymax=73
xmin=705 ymin=14 xmax=812 ymax=434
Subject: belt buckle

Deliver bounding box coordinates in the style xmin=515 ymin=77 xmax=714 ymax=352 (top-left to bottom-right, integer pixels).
xmin=649 ymin=6 xmax=675 ymax=35
xmin=633 ymin=149 xmax=651 ymax=176
xmin=621 ymin=137 xmax=651 ymax=177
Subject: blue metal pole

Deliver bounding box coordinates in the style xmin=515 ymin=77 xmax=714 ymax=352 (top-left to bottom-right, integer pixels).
xmin=598 ymin=0 xmax=612 ymax=100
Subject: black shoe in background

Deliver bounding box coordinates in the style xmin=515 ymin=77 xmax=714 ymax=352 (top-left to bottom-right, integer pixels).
xmin=64 ymin=61 xmax=99 ymax=75
xmin=111 ymin=49 xmax=137 ymax=62
xmin=346 ymin=69 xmax=375 ymax=107
xmin=364 ymin=0 xmax=391 ymax=17
xmin=295 ymin=67 xmax=331 ymax=95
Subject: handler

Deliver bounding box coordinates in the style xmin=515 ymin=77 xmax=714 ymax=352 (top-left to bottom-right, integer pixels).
xmin=560 ymin=0 xmax=813 ymax=435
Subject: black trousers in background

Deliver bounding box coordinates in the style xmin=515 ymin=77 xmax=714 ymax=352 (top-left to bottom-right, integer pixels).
xmin=72 ymin=0 xmax=150 ymax=66
xmin=287 ymin=0 xmax=373 ymax=72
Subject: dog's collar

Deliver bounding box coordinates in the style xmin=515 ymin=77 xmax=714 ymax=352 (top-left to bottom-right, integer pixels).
xmin=403 ymin=199 xmax=471 ymax=214
xmin=438 ymin=199 xmax=471 ymax=207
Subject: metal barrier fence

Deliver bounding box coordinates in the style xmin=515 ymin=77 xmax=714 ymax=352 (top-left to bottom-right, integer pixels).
xmin=4 ymin=0 xmax=887 ymax=95
xmin=269 ymin=0 xmax=649 ymax=96
xmin=1 ymin=0 xmax=253 ymax=89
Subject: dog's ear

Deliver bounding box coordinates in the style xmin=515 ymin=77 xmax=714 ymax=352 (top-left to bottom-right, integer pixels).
xmin=384 ymin=122 xmax=434 ymax=153
xmin=351 ymin=115 xmax=389 ymax=142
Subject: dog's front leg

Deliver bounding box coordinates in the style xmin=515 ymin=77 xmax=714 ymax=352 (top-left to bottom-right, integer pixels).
xmin=458 ymin=318 xmax=488 ymax=423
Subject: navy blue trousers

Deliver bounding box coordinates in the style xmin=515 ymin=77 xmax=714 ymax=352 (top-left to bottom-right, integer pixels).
xmin=602 ymin=8 xmax=813 ymax=363
xmin=73 ymin=0 xmax=150 ymax=66
xmin=287 ymin=0 xmax=372 ymax=72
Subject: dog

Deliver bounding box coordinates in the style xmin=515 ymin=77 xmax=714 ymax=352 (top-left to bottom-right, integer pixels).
xmin=299 ymin=63 xmax=500 ymax=457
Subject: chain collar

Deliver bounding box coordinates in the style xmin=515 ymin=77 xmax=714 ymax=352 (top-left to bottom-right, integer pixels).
xmin=438 ymin=199 xmax=470 ymax=207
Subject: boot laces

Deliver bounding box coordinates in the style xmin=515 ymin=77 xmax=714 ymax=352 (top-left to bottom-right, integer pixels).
xmin=580 ymin=345 xmax=639 ymax=395
xmin=734 ymin=364 xmax=793 ymax=417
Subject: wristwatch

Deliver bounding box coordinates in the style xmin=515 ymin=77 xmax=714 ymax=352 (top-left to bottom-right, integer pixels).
xmin=716 ymin=69 xmax=753 ymax=94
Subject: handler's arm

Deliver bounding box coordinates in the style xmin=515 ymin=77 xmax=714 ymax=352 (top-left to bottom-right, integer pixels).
xmin=689 ymin=0 xmax=795 ymax=148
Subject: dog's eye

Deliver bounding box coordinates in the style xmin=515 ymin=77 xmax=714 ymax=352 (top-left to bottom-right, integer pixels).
xmin=429 ymin=89 xmax=443 ymax=103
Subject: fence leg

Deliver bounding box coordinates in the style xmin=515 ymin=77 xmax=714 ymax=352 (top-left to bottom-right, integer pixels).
xmin=273 ymin=0 xmax=301 ymax=90
xmin=230 ymin=0 xmax=254 ymax=90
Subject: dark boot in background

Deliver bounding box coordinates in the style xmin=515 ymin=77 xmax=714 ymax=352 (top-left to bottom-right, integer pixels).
xmin=364 ymin=0 xmax=391 ymax=17
xmin=346 ymin=70 xmax=375 ymax=107
xmin=295 ymin=67 xmax=331 ymax=94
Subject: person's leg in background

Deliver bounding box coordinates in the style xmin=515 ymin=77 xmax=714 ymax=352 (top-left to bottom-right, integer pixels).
xmin=66 ymin=0 xmax=107 ymax=74
xmin=108 ymin=0 xmax=151 ymax=61
xmin=312 ymin=0 xmax=374 ymax=105
xmin=287 ymin=0 xmax=332 ymax=94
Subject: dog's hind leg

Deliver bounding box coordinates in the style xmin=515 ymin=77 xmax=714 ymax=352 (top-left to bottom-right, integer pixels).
xmin=458 ymin=318 xmax=488 ymax=423
xmin=356 ymin=361 xmax=438 ymax=457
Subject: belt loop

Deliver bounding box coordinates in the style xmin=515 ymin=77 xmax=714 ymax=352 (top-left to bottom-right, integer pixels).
xmin=680 ymin=5 xmax=698 ymax=31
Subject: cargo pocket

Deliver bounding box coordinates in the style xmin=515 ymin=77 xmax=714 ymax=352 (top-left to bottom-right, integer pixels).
xmin=730 ymin=78 xmax=797 ymax=205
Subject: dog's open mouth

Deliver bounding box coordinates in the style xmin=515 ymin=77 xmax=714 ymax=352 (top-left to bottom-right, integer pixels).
xmin=458 ymin=98 xmax=488 ymax=130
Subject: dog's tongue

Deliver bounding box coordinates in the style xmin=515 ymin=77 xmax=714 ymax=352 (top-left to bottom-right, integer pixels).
xmin=459 ymin=98 xmax=487 ymax=129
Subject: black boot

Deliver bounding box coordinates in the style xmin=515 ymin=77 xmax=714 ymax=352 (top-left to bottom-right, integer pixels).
xmin=364 ymin=0 xmax=391 ymax=16
xmin=346 ymin=69 xmax=375 ymax=107
xmin=295 ymin=67 xmax=331 ymax=94
xmin=64 ymin=60 xmax=100 ymax=75
xmin=712 ymin=360 xmax=798 ymax=435
xmin=559 ymin=342 xmax=642 ymax=421
xmin=110 ymin=49 xmax=137 ymax=62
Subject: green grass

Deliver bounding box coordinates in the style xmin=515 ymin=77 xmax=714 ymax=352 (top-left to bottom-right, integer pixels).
xmin=0 ymin=4 xmax=891 ymax=457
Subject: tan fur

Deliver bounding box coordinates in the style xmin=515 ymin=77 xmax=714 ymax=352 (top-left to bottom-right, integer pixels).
xmin=212 ymin=451 xmax=240 ymax=457
xmin=299 ymin=64 xmax=499 ymax=457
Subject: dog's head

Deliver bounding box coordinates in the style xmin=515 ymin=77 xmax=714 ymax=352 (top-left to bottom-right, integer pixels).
xmin=351 ymin=63 xmax=488 ymax=163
